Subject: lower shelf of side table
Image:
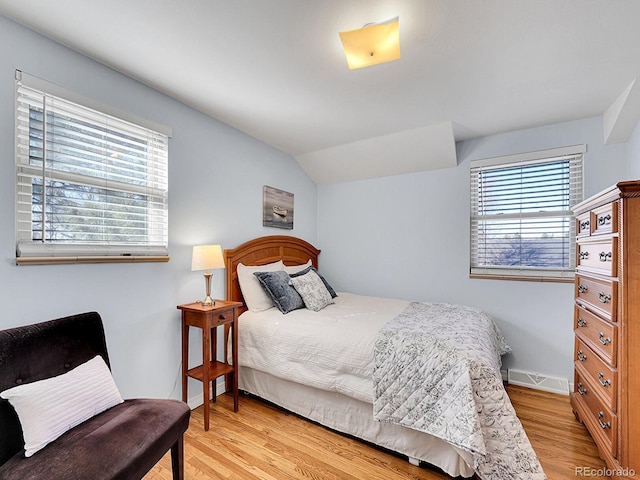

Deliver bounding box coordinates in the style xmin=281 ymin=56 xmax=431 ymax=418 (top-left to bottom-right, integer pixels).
xmin=186 ymin=361 xmax=233 ymax=383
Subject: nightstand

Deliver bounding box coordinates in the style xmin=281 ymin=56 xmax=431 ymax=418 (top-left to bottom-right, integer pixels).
xmin=178 ymin=300 xmax=242 ymax=431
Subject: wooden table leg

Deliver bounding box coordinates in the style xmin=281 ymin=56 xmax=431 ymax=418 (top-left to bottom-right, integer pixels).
xmin=202 ymin=320 xmax=210 ymax=431
xmin=232 ymin=320 xmax=239 ymax=412
xmin=181 ymin=316 xmax=188 ymax=403
xmin=211 ymin=326 xmax=217 ymax=403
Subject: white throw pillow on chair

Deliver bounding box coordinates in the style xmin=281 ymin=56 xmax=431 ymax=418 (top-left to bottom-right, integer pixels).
xmin=0 ymin=355 xmax=124 ymax=457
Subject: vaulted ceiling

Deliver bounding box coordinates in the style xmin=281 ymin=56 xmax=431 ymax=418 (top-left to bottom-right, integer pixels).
xmin=2 ymin=0 xmax=639 ymax=183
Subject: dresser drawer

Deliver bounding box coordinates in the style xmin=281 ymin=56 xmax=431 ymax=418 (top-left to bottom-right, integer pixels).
xmin=574 ymin=304 xmax=617 ymax=366
xmin=577 ymin=237 xmax=617 ymax=277
xmin=592 ymin=203 xmax=617 ymax=236
xmin=576 ymin=274 xmax=617 ymax=322
xmin=576 ymin=211 xmax=592 ymax=237
xmin=574 ymin=370 xmax=617 ymax=457
xmin=575 ymin=338 xmax=617 ymax=411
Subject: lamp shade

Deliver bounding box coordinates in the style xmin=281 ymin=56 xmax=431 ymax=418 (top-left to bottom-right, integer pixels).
xmin=339 ymin=17 xmax=400 ymax=70
xmin=191 ymin=245 xmax=225 ymax=271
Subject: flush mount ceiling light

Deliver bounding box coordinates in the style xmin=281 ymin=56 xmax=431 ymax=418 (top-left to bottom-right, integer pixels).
xmin=339 ymin=17 xmax=400 ymax=70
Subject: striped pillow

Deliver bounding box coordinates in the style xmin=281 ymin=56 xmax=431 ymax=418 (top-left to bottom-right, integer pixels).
xmin=0 ymin=355 xmax=123 ymax=457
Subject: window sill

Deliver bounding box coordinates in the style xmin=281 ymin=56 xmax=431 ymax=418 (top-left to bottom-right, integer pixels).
xmin=469 ymin=273 xmax=574 ymax=283
xmin=16 ymin=256 xmax=170 ymax=266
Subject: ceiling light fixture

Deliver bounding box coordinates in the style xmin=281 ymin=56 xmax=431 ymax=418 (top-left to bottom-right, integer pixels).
xmin=339 ymin=17 xmax=400 ymax=70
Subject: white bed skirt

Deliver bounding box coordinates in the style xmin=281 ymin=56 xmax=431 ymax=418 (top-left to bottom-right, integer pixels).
xmin=239 ymin=366 xmax=475 ymax=478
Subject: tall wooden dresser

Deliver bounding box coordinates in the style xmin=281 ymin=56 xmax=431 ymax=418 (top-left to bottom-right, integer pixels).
xmin=571 ymin=180 xmax=640 ymax=479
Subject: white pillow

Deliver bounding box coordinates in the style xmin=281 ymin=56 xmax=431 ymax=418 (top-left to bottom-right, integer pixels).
xmin=290 ymin=269 xmax=334 ymax=312
xmin=282 ymin=259 xmax=312 ymax=274
xmin=237 ymin=260 xmax=284 ymax=312
xmin=0 ymin=355 xmax=124 ymax=457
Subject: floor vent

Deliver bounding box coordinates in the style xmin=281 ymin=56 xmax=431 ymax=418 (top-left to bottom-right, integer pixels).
xmin=507 ymin=369 xmax=570 ymax=395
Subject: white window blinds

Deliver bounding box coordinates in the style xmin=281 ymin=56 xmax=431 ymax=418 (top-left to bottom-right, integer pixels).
xmin=15 ymin=71 xmax=170 ymax=261
xmin=470 ymin=145 xmax=584 ymax=279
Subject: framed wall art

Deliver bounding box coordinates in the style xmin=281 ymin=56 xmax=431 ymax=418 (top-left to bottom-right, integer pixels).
xmin=263 ymin=185 xmax=294 ymax=229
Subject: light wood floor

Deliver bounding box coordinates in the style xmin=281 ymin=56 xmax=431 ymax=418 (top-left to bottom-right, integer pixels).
xmin=144 ymin=385 xmax=610 ymax=480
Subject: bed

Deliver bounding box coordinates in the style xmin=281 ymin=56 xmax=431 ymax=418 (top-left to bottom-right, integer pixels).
xmin=224 ymin=235 xmax=545 ymax=480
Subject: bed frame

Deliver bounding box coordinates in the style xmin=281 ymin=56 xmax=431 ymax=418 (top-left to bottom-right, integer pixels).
xmin=223 ymin=235 xmax=474 ymax=478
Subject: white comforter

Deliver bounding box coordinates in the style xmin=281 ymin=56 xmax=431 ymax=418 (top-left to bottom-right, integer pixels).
xmin=236 ymin=292 xmax=408 ymax=404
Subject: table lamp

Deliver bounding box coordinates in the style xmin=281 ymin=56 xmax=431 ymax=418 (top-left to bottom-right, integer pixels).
xmin=191 ymin=245 xmax=225 ymax=306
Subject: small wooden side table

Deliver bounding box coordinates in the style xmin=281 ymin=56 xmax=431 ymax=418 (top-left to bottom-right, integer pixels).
xmin=178 ymin=300 xmax=242 ymax=431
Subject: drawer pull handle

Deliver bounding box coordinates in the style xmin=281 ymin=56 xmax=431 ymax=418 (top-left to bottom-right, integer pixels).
xmin=579 ymin=251 xmax=589 ymax=260
xmin=580 ymin=220 xmax=590 ymax=230
xmin=598 ymin=372 xmax=611 ymax=387
xmin=578 ymin=284 xmax=588 ymax=294
xmin=577 ymin=350 xmax=587 ymax=362
xmin=598 ymin=332 xmax=612 ymax=345
xmin=219 ymin=315 xmax=226 ymax=321
xmin=598 ymin=214 xmax=611 ymax=226
xmin=577 ymin=382 xmax=587 ymax=395
xmin=598 ymin=292 xmax=611 ymax=304
xmin=577 ymin=317 xmax=587 ymax=328
xmin=597 ymin=412 xmax=611 ymax=429
xmin=599 ymin=251 xmax=612 ymax=262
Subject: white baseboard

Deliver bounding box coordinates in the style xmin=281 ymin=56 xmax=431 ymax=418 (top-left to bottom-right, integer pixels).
xmin=506 ymin=369 xmax=570 ymax=395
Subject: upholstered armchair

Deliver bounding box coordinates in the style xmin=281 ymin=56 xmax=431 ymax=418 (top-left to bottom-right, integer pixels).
xmin=0 ymin=312 xmax=190 ymax=480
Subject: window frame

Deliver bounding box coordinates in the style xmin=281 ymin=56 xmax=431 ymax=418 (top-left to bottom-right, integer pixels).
xmin=469 ymin=145 xmax=585 ymax=282
xmin=14 ymin=70 xmax=171 ymax=265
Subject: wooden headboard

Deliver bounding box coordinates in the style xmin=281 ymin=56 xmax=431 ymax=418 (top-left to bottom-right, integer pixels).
xmin=224 ymin=235 xmax=321 ymax=314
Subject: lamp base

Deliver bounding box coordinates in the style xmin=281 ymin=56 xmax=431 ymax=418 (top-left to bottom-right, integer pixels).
xmin=201 ymin=272 xmax=214 ymax=307
xmin=201 ymin=296 xmax=214 ymax=307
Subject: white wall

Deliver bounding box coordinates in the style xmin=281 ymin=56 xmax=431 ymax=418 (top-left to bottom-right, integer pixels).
xmin=0 ymin=15 xmax=317 ymax=403
xmin=318 ymin=116 xmax=629 ymax=384
xmin=627 ymin=121 xmax=640 ymax=179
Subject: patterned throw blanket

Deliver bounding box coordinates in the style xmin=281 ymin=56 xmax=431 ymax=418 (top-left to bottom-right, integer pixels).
xmin=373 ymin=302 xmax=546 ymax=480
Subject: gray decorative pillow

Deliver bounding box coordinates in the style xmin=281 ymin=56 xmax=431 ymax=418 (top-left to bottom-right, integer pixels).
xmin=290 ymin=270 xmax=334 ymax=312
xmin=254 ymin=270 xmax=304 ymax=314
xmin=290 ymin=266 xmax=337 ymax=298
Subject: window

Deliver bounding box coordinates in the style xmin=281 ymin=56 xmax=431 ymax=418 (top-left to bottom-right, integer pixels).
xmin=15 ymin=71 xmax=170 ymax=264
xmin=470 ymin=145 xmax=584 ymax=281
